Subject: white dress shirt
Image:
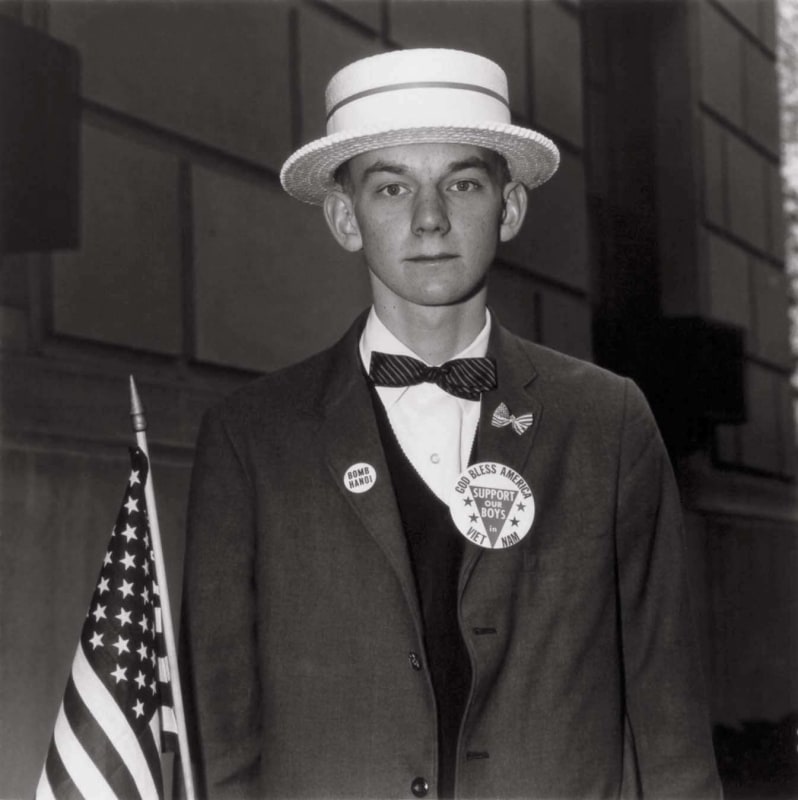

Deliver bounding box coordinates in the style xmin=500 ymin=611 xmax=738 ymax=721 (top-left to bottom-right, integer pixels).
xmin=359 ymin=307 xmax=491 ymax=503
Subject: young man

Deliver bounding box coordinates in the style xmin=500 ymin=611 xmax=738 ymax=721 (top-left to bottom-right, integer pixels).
xmin=180 ymin=49 xmax=721 ymax=798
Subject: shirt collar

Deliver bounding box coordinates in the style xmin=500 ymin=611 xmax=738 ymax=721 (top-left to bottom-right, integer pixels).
xmin=359 ymin=306 xmax=491 ymax=370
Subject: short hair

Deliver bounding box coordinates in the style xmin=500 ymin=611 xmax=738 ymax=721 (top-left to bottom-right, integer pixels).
xmin=333 ymin=149 xmax=512 ymax=195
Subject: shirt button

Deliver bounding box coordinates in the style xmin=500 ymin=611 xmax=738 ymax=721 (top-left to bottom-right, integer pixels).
xmin=408 ymin=651 xmax=422 ymax=671
xmin=430 ymin=453 xmax=440 ymax=464
xmin=411 ymin=777 xmax=429 ymax=797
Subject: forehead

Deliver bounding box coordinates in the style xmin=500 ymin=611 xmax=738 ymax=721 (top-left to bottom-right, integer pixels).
xmin=346 ymin=142 xmax=502 ymax=178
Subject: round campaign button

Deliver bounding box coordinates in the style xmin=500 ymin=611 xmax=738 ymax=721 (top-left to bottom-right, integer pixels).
xmin=449 ymin=461 xmax=535 ymax=549
xmin=343 ymin=462 xmax=377 ymax=494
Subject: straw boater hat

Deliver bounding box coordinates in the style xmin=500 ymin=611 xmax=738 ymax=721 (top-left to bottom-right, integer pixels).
xmin=280 ymin=48 xmax=560 ymax=205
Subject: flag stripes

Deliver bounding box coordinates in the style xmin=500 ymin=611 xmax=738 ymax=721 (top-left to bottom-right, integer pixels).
xmin=37 ymin=447 xmax=176 ymax=800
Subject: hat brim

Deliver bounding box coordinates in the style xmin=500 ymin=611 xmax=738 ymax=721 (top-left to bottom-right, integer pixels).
xmin=280 ymin=123 xmax=560 ymax=205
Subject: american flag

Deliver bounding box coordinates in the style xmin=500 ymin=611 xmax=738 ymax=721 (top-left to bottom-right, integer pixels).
xmin=36 ymin=447 xmax=178 ymax=800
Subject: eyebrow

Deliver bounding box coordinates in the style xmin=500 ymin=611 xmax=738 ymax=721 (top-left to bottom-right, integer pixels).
xmin=359 ymin=156 xmax=494 ymax=180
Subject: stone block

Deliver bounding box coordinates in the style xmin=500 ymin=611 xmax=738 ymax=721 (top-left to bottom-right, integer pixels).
xmin=706 ymin=232 xmax=751 ymax=336
xmin=52 ymin=124 xmax=183 ymax=355
xmin=717 ymin=0 xmax=759 ymax=37
xmin=767 ymin=163 xmax=786 ymax=262
xmin=387 ymin=0 xmax=528 ymax=118
xmin=778 ymin=378 xmax=797 ymax=477
xmin=321 ymin=0 xmax=383 ymax=32
xmin=487 ymin=265 xmax=539 ymax=343
xmin=499 ymin=150 xmax=590 ymax=292
xmin=751 ymin=259 xmax=791 ymax=366
xmin=744 ymin=42 xmax=779 ymax=155
xmin=702 ymin=116 xmax=726 ymax=228
xmin=298 ymin=5 xmax=386 ymax=146
xmin=538 ymin=287 xmax=593 ymax=361
xmin=529 ymin=0 xmax=583 ymax=147
xmin=0 ymin=305 xmax=28 ymax=352
xmin=726 ymin=134 xmax=767 ymax=251
xmin=48 ymin=1 xmax=292 ymax=172
xmin=739 ymin=362 xmax=782 ymax=473
xmin=759 ymin=0 xmax=777 ymax=52
xmin=191 ymin=166 xmax=372 ymax=373
xmin=699 ymin=3 xmax=743 ymax=127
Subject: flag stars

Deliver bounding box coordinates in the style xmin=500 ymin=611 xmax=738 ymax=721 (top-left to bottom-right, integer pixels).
xmin=133 ymin=699 xmax=145 ymax=719
xmin=118 ymin=579 xmax=135 ymax=599
xmin=92 ymin=604 xmax=107 ymax=623
xmin=120 ymin=551 xmax=136 ymax=571
xmin=119 ymin=524 xmax=137 ymax=543
xmin=149 ymin=678 xmax=158 ymax=696
xmin=88 ymin=631 xmax=104 ymax=650
xmin=110 ymin=665 xmax=127 ymax=684
xmin=116 ymin=608 xmax=132 ymax=627
xmin=134 ymin=671 xmax=147 ymax=690
xmin=138 ymin=614 xmax=150 ymax=634
xmin=103 ymin=551 xmax=113 ymax=567
xmin=142 ymin=561 xmax=150 ymax=577
xmin=129 ymin=470 xmax=141 ymax=487
xmin=97 ymin=577 xmax=110 ymax=595
xmin=113 ymin=636 xmax=130 ymax=656
xmin=124 ymin=496 xmax=139 ymax=515
xmin=137 ymin=643 xmax=149 ymax=661
xmin=141 ymin=586 xmax=150 ymax=605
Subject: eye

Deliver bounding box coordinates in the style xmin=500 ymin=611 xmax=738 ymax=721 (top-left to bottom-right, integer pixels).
xmin=450 ymin=179 xmax=481 ymax=192
xmin=378 ymin=183 xmax=409 ymax=197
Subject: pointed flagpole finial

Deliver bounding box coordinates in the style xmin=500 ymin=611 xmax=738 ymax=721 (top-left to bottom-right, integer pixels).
xmin=129 ymin=375 xmax=147 ymax=433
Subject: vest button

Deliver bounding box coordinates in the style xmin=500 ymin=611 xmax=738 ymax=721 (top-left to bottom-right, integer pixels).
xmin=408 ymin=651 xmax=422 ymax=671
xmin=411 ymin=777 xmax=429 ymax=797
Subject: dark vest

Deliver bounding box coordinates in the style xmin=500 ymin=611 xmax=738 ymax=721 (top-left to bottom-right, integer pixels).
xmin=370 ymin=388 xmax=474 ymax=799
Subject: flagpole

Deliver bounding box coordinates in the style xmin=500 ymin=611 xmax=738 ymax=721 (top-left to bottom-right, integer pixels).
xmin=129 ymin=375 xmax=196 ymax=800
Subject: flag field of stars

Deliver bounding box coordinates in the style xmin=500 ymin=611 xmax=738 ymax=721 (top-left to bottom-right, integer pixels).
xmin=81 ymin=447 xmax=174 ymax=739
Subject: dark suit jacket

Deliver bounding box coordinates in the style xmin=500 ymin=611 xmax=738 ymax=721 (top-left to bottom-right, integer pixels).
xmin=180 ymin=312 xmax=721 ymax=799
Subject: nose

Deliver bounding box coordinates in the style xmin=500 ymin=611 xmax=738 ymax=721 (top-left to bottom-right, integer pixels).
xmin=412 ymin=187 xmax=451 ymax=236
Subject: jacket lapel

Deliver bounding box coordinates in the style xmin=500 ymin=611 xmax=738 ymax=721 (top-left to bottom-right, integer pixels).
xmin=478 ymin=322 xmax=542 ymax=472
xmin=461 ymin=322 xmax=543 ymax=586
xmin=318 ymin=318 xmax=423 ymax=630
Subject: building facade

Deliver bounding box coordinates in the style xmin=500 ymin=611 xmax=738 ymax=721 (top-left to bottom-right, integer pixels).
xmin=1 ymin=0 xmax=795 ymax=795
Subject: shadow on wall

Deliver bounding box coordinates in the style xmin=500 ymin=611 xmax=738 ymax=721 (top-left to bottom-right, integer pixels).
xmin=714 ymin=714 xmax=798 ymax=798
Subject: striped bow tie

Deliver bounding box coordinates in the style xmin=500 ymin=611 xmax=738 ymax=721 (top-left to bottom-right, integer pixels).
xmin=369 ymin=351 xmax=497 ymax=401
xmin=491 ymin=402 xmax=534 ymax=435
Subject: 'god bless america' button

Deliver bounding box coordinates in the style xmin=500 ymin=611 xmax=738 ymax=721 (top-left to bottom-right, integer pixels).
xmin=449 ymin=461 xmax=535 ymax=549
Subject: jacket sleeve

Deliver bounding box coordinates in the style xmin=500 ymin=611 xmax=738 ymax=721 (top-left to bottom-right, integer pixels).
xmin=179 ymin=407 xmax=262 ymax=799
xmin=615 ymin=380 xmax=722 ymax=799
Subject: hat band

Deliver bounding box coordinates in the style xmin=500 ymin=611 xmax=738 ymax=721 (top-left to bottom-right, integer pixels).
xmin=326 ymin=81 xmax=510 ymax=123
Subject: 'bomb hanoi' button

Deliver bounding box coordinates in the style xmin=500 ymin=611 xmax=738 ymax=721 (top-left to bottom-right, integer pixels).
xmin=343 ymin=462 xmax=377 ymax=493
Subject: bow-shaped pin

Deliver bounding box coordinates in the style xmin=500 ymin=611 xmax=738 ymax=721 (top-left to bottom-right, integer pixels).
xmin=491 ymin=402 xmax=534 ymax=436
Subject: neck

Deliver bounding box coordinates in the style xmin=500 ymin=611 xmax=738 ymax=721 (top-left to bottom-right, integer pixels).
xmin=373 ymin=292 xmax=488 ymax=364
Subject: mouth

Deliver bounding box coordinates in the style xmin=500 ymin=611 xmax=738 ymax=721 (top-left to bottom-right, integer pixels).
xmin=404 ymin=253 xmax=458 ymax=263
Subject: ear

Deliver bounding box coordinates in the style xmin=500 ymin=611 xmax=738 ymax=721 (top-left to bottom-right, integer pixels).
xmin=498 ymin=181 xmax=528 ymax=243
xmin=323 ymin=190 xmax=363 ymax=253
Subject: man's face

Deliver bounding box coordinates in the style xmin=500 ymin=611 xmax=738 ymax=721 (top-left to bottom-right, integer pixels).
xmin=325 ymin=142 xmax=524 ymax=311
